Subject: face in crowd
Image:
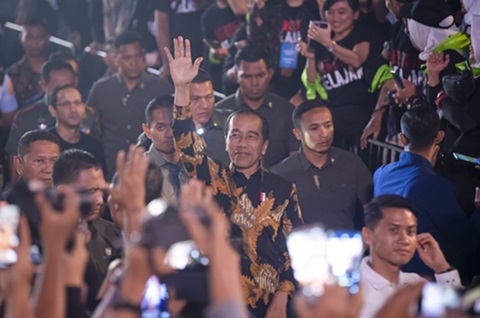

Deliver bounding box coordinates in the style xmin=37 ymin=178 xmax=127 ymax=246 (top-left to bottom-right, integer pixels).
xmin=294 ymin=106 xmax=334 ymax=155
xmin=363 ymin=207 xmax=418 ymax=267
xmin=143 ymin=107 xmax=176 ymax=156
xmin=40 ymin=68 xmax=76 ymax=98
xmin=226 ymin=113 xmax=268 ymax=176
xmin=49 ymin=87 xmax=86 ymax=129
xmin=21 ymin=24 xmax=49 ymax=58
xmin=190 ymin=81 xmax=215 ymax=127
xmin=116 ymin=41 xmax=145 ymax=81
xmin=236 ymin=59 xmax=273 ymax=102
xmin=14 ymin=140 xmax=60 ymax=188
xmin=325 ymin=0 xmax=359 ymax=36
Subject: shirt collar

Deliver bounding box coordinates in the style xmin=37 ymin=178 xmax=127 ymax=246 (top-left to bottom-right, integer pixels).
xmin=361 ymin=257 xmax=393 ymax=290
xmin=298 ymin=147 xmax=336 ymax=171
xmin=145 ymin=144 xmax=170 ymax=167
xmin=400 ymin=151 xmax=433 ymax=169
xmin=234 ymin=89 xmax=273 ymax=110
xmin=230 ymin=165 xmax=266 ymax=184
xmin=114 ymin=71 xmax=149 ymax=89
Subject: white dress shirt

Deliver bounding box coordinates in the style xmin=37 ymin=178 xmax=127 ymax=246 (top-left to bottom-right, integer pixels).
xmin=360 ymin=257 xmax=461 ymax=318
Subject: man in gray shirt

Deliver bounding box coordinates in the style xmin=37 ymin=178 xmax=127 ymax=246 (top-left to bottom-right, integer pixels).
xmin=271 ymin=100 xmax=372 ymax=229
xmin=216 ymin=47 xmax=299 ymax=168
xmin=142 ymin=95 xmax=189 ymax=204
xmin=87 ymin=32 xmax=173 ymax=180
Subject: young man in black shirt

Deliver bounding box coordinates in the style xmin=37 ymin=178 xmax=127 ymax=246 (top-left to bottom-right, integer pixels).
xmin=47 ymin=84 xmax=106 ymax=172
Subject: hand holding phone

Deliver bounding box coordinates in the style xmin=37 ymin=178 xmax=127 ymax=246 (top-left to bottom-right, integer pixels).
xmin=391 ymin=69 xmax=405 ymax=89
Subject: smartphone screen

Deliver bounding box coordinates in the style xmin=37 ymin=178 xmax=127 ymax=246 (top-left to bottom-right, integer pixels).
xmin=0 ymin=205 xmax=20 ymax=268
xmin=453 ymin=152 xmax=480 ymax=165
xmin=141 ymin=276 xmax=170 ymax=318
xmin=287 ymin=225 xmax=329 ymax=296
xmin=326 ymin=230 xmax=363 ymax=294
xmin=308 ymin=20 xmax=329 ymax=51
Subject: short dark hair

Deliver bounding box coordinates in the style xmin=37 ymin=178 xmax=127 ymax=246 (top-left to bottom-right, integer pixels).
xmin=234 ymin=46 xmax=270 ymax=68
xmin=192 ymin=68 xmax=212 ymax=84
xmin=50 ymin=84 xmax=80 ymax=108
xmin=49 ymin=51 xmax=77 ymax=63
xmin=293 ymin=99 xmax=330 ymax=129
xmin=52 ymin=149 xmax=102 ymax=185
xmin=114 ymin=32 xmax=143 ymax=50
xmin=22 ymin=16 xmax=49 ymax=33
xmin=324 ymin=0 xmax=359 ymax=12
xmin=224 ymin=109 xmax=270 ymax=141
xmin=145 ymin=95 xmax=174 ymax=125
xmin=111 ymin=162 xmax=164 ymax=205
xmin=41 ymin=59 xmax=75 ymax=83
xmin=17 ymin=130 xmax=60 ymax=157
xmin=400 ymin=106 xmax=440 ymax=150
xmin=364 ymin=195 xmax=419 ymax=229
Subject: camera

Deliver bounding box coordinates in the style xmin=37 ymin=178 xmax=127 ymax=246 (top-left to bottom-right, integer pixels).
xmin=5 ymin=180 xmax=93 ymax=252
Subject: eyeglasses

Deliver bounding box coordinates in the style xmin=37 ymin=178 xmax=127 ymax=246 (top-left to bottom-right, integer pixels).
xmin=56 ymin=100 xmax=84 ymax=108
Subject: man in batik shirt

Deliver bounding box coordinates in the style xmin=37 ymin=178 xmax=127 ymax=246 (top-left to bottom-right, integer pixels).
xmin=166 ymin=37 xmax=303 ymax=318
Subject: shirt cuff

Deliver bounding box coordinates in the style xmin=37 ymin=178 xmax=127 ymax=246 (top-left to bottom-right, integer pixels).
xmin=434 ymin=269 xmax=461 ymax=288
xmin=174 ymin=105 xmax=192 ymax=120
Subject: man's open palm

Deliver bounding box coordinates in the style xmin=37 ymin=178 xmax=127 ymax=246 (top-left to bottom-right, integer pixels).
xmin=164 ymin=36 xmax=203 ymax=86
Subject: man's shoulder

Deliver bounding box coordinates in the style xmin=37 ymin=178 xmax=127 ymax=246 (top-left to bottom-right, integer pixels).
xmin=6 ymin=58 xmax=25 ymax=75
xmin=215 ymin=94 xmax=237 ymax=109
xmin=267 ymin=92 xmax=294 ymax=109
xmin=270 ymin=152 xmax=301 ymax=176
xmin=399 ymin=270 xmax=426 ymax=284
xmin=91 ymin=218 xmax=120 ymax=237
xmin=264 ymin=169 xmax=296 ymax=191
xmin=331 ymin=148 xmax=370 ymax=170
xmin=13 ymin=101 xmax=48 ymax=122
xmin=90 ymin=74 xmax=118 ymax=91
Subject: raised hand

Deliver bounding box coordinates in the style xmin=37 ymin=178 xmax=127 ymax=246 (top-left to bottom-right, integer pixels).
xmin=416 ymin=232 xmax=450 ymax=274
xmin=164 ymin=36 xmax=203 ymax=87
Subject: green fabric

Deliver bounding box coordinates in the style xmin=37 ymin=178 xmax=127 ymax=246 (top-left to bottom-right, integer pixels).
xmin=421 ymin=32 xmax=471 ymax=73
xmin=433 ymin=32 xmax=470 ymax=57
xmin=369 ymin=64 xmax=393 ymax=93
xmin=455 ymin=62 xmax=480 ymax=77
xmin=301 ymin=67 xmax=328 ymax=100
xmin=208 ymin=51 xmax=222 ymax=64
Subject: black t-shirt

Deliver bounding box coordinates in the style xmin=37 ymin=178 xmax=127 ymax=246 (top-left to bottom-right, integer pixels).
xmin=314 ymin=24 xmax=371 ymax=107
xmin=151 ymin=0 xmax=211 ymax=59
xmin=273 ymin=0 xmax=319 ymax=99
xmin=389 ymin=21 xmax=425 ymax=87
xmin=201 ymin=3 xmax=242 ymax=45
xmin=49 ymin=128 xmax=107 ymax=174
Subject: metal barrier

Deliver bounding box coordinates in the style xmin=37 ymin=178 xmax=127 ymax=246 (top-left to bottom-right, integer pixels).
xmin=362 ymin=138 xmax=403 ymax=173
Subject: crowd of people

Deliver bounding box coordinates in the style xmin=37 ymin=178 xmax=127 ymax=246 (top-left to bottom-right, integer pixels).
xmin=0 ymin=0 xmax=479 ymax=317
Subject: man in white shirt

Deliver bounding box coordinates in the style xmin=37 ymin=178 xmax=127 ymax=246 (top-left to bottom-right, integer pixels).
xmin=360 ymin=194 xmax=462 ymax=318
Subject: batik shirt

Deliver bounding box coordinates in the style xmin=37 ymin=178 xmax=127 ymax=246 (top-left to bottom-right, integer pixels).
xmin=173 ymin=105 xmax=303 ymax=317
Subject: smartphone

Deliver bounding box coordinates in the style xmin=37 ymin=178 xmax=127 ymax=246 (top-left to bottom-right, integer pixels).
xmin=164 ymin=240 xmax=208 ymax=271
xmin=312 ymin=20 xmax=329 ymax=29
xmin=287 ymin=225 xmax=329 ymax=297
xmin=419 ymin=283 xmax=460 ymax=317
xmin=141 ymin=276 xmax=169 ymax=318
xmin=308 ymin=20 xmax=329 ymax=52
xmin=453 ymin=152 xmax=480 ymax=165
xmin=0 ymin=205 xmax=20 ymax=269
xmin=391 ymin=69 xmax=405 ymax=89
xmin=326 ymin=230 xmax=363 ymax=294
